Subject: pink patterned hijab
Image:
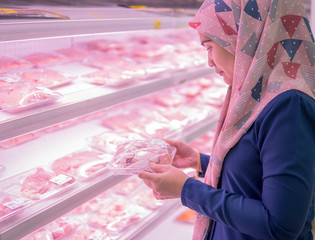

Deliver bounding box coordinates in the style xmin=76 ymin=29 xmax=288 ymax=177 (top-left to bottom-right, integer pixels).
xmin=189 ymin=0 xmax=315 ymax=239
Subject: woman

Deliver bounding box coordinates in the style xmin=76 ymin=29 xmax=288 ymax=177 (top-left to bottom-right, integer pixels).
xmin=139 ymin=0 xmax=315 ymax=239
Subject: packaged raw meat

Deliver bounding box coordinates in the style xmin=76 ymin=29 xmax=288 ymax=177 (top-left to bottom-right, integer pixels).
xmin=0 ymin=56 xmax=32 ymax=72
xmin=21 ymin=69 xmax=73 ymax=88
xmin=21 ymin=229 xmax=54 ymax=240
xmin=107 ymin=138 xmax=176 ymax=175
xmin=22 ymin=216 xmax=80 ymax=240
xmin=0 ymin=167 xmax=76 ymax=200
xmin=74 ymin=192 xmax=109 ymax=214
xmin=178 ymin=83 xmax=202 ymax=98
xmin=0 ymin=191 xmax=33 ymax=220
xmin=23 ymin=52 xmax=66 ymax=67
xmin=86 ymin=39 xmax=125 ymax=52
xmin=83 ymin=53 xmax=132 ymax=70
xmin=52 ymin=149 xmax=111 ymax=179
xmin=71 ymin=226 xmax=112 ymax=240
xmin=0 ymin=131 xmax=42 ymax=149
xmin=84 ymin=68 xmax=137 ymax=87
xmin=0 ymin=83 xmax=61 ymax=113
xmin=133 ymin=186 xmax=164 ymax=210
xmin=87 ymin=131 xmax=147 ymax=154
xmin=110 ymin=177 xmax=142 ymax=196
xmin=153 ymin=91 xmax=185 ymax=107
xmin=56 ymin=48 xmax=90 ymax=60
xmin=101 ymin=109 xmax=141 ymax=130
xmin=89 ymin=198 xmax=150 ymax=235
xmin=196 ymin=77 xmax=214 ymax=88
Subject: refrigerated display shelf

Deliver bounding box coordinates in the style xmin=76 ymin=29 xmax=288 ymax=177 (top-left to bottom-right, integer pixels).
xmin=0 ymin=67 xmax=212 ymax=142
xmin=0 ymin=111 xmax=218 ymax=240
xmin=0 ymin=6 xmax=193 ymax=42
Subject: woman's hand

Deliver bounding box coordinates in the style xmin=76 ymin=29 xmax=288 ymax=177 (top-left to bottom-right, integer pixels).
xmin=163 ymin=139 xmax=200 ymax=170
xmin=138 ymin=162 xmax=189 ymax=200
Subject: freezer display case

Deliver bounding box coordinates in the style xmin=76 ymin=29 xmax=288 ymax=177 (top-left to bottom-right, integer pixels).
xmin=0 ymin=5 xmax=228 ymax=240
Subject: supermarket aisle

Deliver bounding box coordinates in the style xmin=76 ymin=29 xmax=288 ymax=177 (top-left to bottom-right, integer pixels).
xmin=141 ymin=206 xmax=194 ymax=240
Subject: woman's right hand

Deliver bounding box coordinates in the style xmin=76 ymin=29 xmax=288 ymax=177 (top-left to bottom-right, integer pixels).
xmin=163 ymin=139 xmax=199 ymax=170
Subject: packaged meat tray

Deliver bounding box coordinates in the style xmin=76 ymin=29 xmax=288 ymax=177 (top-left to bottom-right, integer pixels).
xmin=51 ymin=148 xmax=112 ymax=179
xmin=70 ymin=226 xmax=114 ymax=240
xmin=21 ymin=215 xmax=82 ymax=240
xmin=0 ymin=56 xmax=33 ymax=72
xmin=0 ymin=83 xmax=61 ymax=113
xmin=21 ymin=215 xmax=80 ymax=240
xmin=110 ymin=177 xmax=142 ymax=196
xmin=84 ymin=67 xmax=138 ymax=88
xmin=23 ymin=52 xmax=67 ymax=68
xmin=21 ymin=69 xmax=74 ymax=89
xmin=0 ymin=191 xmax=33 ymax=221
xmin=0 ymin=131 xmax=42 ymax=149
xmin=107 ymin=138 xmax=176 ymax=175
xmin=0 ymin=167 xmax=76 ymax=200
xmin=133 ymin=186 xmax=164 ymax=210
xmin=89 ymin=198 xmax=151 ymax=236
xmin=87 ymin=130 xmax=147 ymax=154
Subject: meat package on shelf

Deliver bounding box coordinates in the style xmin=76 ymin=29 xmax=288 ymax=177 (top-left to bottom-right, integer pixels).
xmin=0 ymin=29 xmax=206 ymax=113
xmin=21 ymin=177 xmax=164 ymax=240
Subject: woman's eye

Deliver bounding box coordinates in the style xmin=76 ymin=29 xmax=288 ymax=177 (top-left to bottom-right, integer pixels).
xmin=206 ymin=46 xmax=212 ymax=52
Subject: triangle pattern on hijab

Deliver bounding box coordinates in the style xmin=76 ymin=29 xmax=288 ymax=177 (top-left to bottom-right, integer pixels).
xmin=216 ymin=14 xmax=237 ymax=35
xmin=280 ymin=39 xmax=303 ymax=62
xmin=215 ymin=0 xmax=232 ymax=12
xmin=281 ymin=15 xmax=302 ymax=38
xmin=244 ymin=0 xmax=262 ymax=21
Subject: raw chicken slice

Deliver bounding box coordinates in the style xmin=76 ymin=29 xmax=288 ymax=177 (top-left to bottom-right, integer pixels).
xmin=21 ymin=69 xmax=72 ymax=88
xmin=88 ymin=131 xmax=146 ymax=154
xmin=20 ymin=168 xmax=75 ymax=200
xmin=23 ymin=53 xmax=66 ymax=67
xmin=0 ymin=56 xmax=32 ymax=72
xmin=52 ymin=149 xmax=108 ymax=178
xmin=0 ymin=83 xmax=60 ymax=113
xmin=108 ymin=139 xmax=176 ymax=174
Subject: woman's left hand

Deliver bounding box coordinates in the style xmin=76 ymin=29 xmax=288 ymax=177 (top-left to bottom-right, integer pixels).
xmin=138 ymin=162 xmax=189 ymax=200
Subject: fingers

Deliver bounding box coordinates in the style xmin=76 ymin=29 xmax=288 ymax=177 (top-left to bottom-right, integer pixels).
xmin=162 ymin=138 xmax=180 ymax=148
xmin=149 ymin=162 xmax=168 ymax=173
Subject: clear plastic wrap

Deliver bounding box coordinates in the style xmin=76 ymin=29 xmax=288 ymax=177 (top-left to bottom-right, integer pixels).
xmin=84 ymin=67 xmax=138 ymax=87
xmin=23 ymin=52 xmax=67 ymax=68
xmin=110 ymin=177 xmax=142 ymax=196
xmin=51 ymin=148 xmax=111 ymax=179
xmin=89 ymin=198 xmax=150 ymax=235
xmin=21 ymin=69 xmax=73 ymax=89
xmin=0 ymin=83 xmax=61 ymax=113
xmin=22 ymin=215 xmax=81 ymax=240
xmin=132 ymin=186 xmax=164 ymax=210
xmin=0 ymin=56 xmax=33 ymax=72
xmin=87 ymin=131 xmax=147 ymax=154
xmin=0 ymin=131 xmax=42 ymax=149
xmin=0 ymin=167 xmax=76 ymax=200
xmin=107 ymin=139 xmax=176 ymax=175
xmin=0 ymin=191 xmax=33 ymax=220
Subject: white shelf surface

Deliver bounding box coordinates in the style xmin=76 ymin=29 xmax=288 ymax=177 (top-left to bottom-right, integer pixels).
xmin=0 ymin=6 xmax=193 ymax=42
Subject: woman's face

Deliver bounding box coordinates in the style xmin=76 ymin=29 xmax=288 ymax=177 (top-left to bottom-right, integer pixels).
xmin=199 ymin=32 xmax=235 ymax=86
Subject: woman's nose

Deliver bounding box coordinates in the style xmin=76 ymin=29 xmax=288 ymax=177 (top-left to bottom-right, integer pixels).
xmin=208 ymin=58 xmax=215 ymax=67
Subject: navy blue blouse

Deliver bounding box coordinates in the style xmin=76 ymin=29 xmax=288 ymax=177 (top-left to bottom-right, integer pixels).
xmin=181 ymin=90 xmax=315 ymax=240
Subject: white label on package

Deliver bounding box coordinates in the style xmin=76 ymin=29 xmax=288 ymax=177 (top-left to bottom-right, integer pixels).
xmin=50 ymin=174 xmax=72 ymax=185
xmin=88 ymin=230 xmax=106 ymax=240
xmin=3 ymin=198 xmax=31 ymax=209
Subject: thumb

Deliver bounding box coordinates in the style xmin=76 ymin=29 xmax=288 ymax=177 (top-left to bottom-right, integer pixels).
xmin=150 ymin=162 xmax=168 ymax=173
